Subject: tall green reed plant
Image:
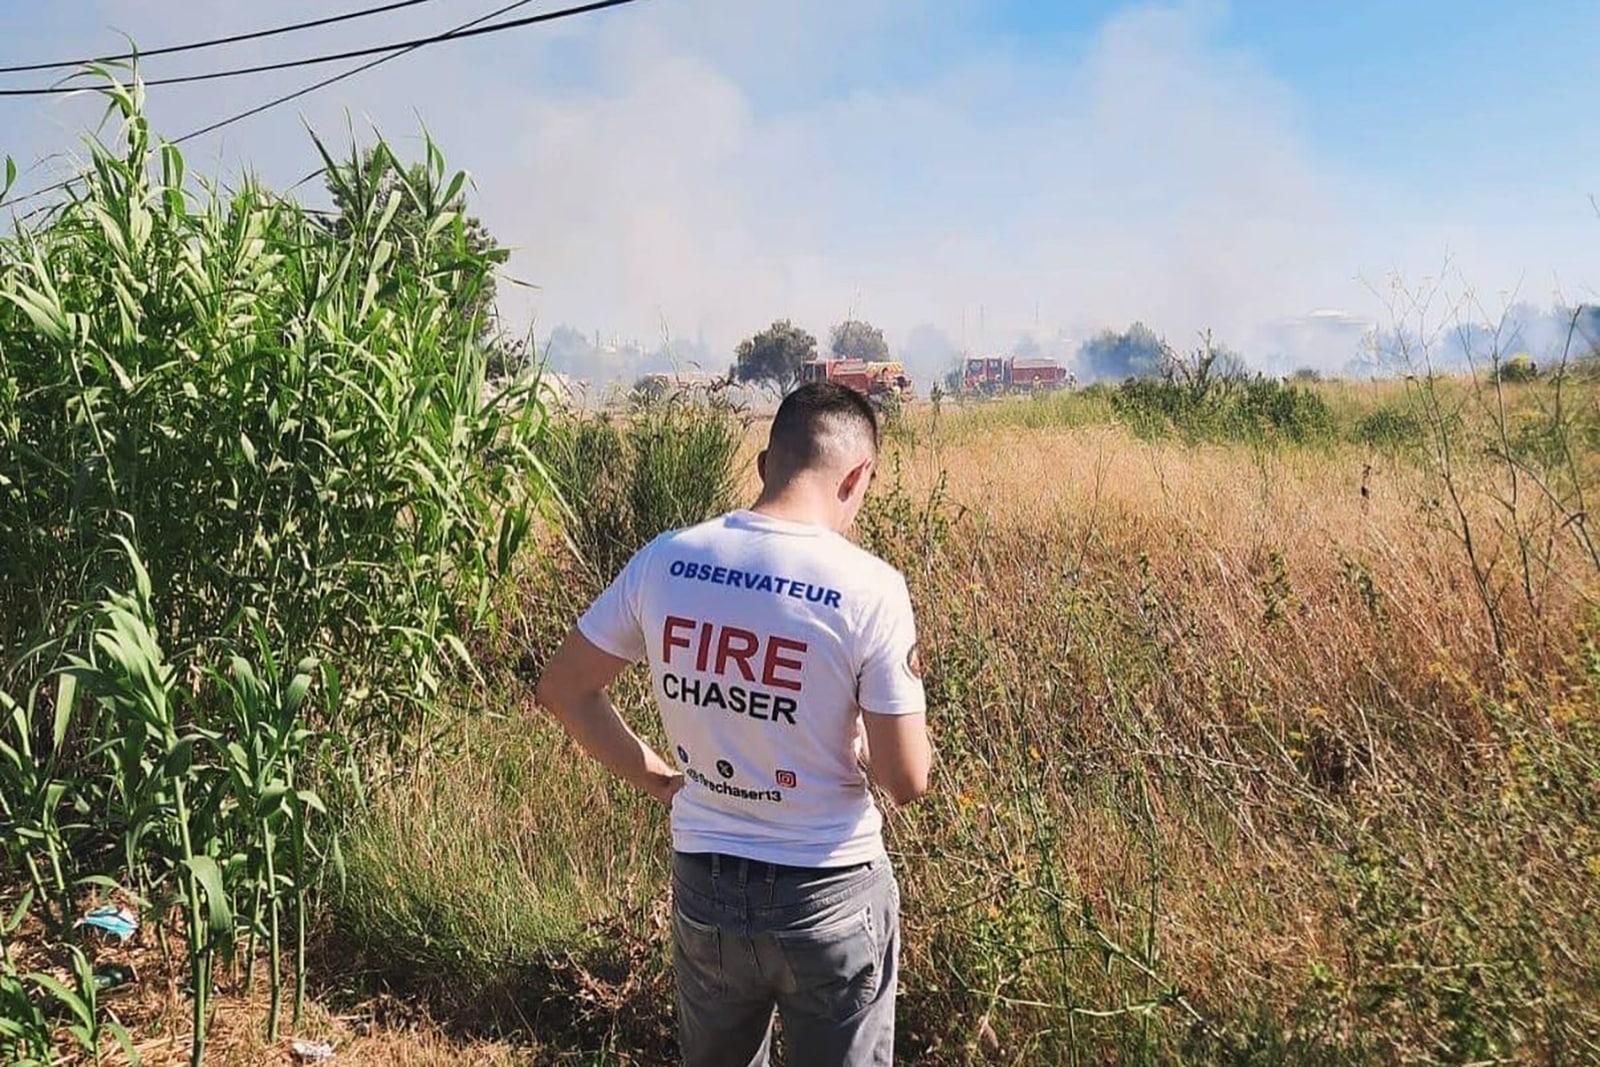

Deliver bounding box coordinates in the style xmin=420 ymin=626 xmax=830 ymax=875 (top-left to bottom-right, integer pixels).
xmin=0 ymin=68 xmax=547 ymax=744
xmin=59 ymin=541 xmax=227 ymax=1066
xmin=28 ymin=537 xmax=331 ymax=1065
xmin=0 ymin=66 xmax=551 ymax=1065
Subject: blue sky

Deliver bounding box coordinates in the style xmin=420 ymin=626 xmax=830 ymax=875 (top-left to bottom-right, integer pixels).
xmin=857 ymin=0 xmax=1600 ymax=213
xmin=1 ymin=0 xmax=1595 ymax=372
xmin=1190 ymin=2 xmax=1598 ymax=188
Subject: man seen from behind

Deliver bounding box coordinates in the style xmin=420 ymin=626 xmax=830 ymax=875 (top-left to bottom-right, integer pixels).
xmin=537 ymin=381 xmax=934 ymax=1066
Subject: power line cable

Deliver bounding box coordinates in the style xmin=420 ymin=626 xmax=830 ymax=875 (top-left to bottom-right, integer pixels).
xmin=3 ymin=0 xmax=614 ymax=213
xmin=0 ymin=0 xmax=446 ymax=75
xmin=0 ymin=0 xmax=644 ymax=97
xmin=175 ymin=0 xmax=548 ymax=144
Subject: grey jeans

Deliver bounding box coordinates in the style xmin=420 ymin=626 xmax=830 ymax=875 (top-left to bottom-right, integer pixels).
xmin=671 ymin=851 xmax=901 ymax=1067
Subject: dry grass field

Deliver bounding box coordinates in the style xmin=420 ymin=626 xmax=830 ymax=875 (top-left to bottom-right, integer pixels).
xmin=13 ymin=378 xmax=1600 ymax=1066
xmin=302 ymin=382 xmax=1599 ymax=1065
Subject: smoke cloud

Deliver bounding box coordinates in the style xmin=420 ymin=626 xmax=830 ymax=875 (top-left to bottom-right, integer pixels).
xmin=4 ymin=1 xmax=1595 ymax=385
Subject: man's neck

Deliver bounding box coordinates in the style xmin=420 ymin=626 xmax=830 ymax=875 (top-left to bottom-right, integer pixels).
xmin=750 ymin=485 xmax=837 ymax=532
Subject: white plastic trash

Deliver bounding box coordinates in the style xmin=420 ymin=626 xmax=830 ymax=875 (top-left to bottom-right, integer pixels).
xmin=74 ymin=905 xmax=139 ymax=942
xmin=290 ymin=1039 xmax=335 ymax=1062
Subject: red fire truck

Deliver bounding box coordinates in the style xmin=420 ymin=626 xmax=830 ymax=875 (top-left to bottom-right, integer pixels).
xmin=961 ymin=355 xmax=1071 ymax=394
xmin=800 ymin=358 xmax=915 ymax=407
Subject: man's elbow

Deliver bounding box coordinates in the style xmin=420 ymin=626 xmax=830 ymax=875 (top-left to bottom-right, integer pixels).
xmin=882 ymin=767 xmax=932 ymax=807
xmin=533 ymin=671 xmax=568 ymax=720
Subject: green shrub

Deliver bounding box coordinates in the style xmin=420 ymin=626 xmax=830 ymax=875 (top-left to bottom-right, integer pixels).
xmin=543 ymin=394 xmax=744 ymax=584
xmin=631 ymin=373 xmax=671 ymax=404
xmin=1353 ymin=405 xmax=1424 ymax=449
xmin=1110 ymin=376 xmax=1186 ymax=438
xmin=1109 ymin=375 xmax=1334 ymax=443
xmin=1233 ymin=375 xmax=1335 ymax=441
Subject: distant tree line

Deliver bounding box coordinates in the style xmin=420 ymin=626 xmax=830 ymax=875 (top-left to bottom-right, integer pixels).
xmin=542 ymin=301 xmax=1600 ymax=399
xmin=342 ymin=160 xmax=1599 ymax=396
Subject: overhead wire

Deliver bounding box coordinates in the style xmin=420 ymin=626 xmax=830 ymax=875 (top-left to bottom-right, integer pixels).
xmin=2 ymin=0 xmax=633 ymax=213
xmin=0 ymin=0 xmax=644 ymax=97
xmin=174 ymin=0 xmax=549 ymax=145
xmin=0 ymin=0 xmax=447 ymax=75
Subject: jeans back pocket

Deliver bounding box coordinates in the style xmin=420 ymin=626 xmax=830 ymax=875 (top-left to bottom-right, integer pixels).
xmin=673 ymin=908 xmax=726 ymax=999
xmin=774 ymin=906 xmax=880 ymax=1020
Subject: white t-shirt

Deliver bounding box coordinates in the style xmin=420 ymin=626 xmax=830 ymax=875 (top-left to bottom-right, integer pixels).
xmin=577 ymin=509 xmax=926 ymax=867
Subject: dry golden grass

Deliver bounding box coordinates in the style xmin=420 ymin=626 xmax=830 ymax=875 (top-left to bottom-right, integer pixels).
xmin=429 ymin=391 xmax=1591 ymax=1062
xmin=856 ymin=395 xmax=1597 ymax=1060
xmin=53 ymin=385 xmax=1592 ymax=1065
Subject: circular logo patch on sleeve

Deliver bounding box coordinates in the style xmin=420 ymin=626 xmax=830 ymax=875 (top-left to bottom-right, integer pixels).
xmin=905 ymin=643 xmax=923 ymax=680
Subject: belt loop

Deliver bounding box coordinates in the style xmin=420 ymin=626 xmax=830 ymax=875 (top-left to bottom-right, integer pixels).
xmin=764 ymin=862 xmax=778 ymax=908
xmin=737 ymin=857 xmax=750 ymax=891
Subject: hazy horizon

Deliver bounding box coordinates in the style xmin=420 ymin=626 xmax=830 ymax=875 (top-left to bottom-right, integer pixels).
xmin=3 ymin=1 xmax=1596 ymax=382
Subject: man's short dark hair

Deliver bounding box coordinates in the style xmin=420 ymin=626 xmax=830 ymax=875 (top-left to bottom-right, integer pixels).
xmin=766 ymin=381 xmax=879 ymax=480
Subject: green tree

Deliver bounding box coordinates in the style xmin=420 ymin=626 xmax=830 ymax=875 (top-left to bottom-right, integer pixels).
xmin=735 ymin=319 xmax=817 ymax=395
xmin=831 ymin=318 xmax=890 ymax=362
xmin=1078 ymin=322 xmax=1167 ymax=381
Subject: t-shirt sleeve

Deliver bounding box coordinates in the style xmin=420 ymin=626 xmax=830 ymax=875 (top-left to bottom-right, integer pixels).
xmin=855 ymin=571 xmax=927 ymax=716
xmin=576 ymin=541 xmax=654 ymax=662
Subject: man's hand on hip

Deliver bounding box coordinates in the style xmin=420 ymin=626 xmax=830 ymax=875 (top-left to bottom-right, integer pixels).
xmin=536 ymin=628 xmax=682 ymax=808
xmin=649 ymin=770 xmax=686 ymax=807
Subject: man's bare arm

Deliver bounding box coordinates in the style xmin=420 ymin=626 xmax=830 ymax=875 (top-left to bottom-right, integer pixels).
xmin=860 ymin=711 xmax=932 ymax=806
xmin=535 ymin=628 xmax=682 ymax=805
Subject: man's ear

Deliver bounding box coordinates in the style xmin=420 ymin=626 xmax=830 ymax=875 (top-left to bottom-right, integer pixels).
xmin=838 ymin=457 xmax=871 ymax=503
xmin=757 ymin=449 xmax=768 ymax=486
